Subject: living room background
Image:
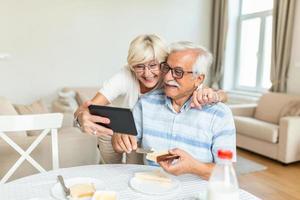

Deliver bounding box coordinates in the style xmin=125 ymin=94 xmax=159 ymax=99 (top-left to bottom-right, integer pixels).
xmin=0 ymin=0 xmax=299 ymax=104
xmin=0 ymin=0 xmax=212 ymax=104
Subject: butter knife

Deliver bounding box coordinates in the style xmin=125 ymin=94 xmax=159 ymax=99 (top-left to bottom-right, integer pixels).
xmin=136 ymin=147 xmax=154 ymax=154
xmin=57 ymin=175 xmax=70 ymax=197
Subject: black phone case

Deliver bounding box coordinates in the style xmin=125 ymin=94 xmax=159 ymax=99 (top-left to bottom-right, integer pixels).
xmin=88 ymin=105 xmax=138 ymax=136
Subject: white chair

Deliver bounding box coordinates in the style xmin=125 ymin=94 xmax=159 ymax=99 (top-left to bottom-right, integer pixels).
xmin=0 ymin=113 xmax=63 ymax=183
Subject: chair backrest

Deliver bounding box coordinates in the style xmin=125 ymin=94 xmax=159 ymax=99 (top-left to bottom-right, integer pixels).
xmin=254 ymin=92 xmax=300 ymax=124
xmin=0 ymin=113 xmax=63 ymax=184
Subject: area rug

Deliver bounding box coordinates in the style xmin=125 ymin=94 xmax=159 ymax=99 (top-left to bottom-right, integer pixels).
xmin=234 ymin=155 xmax=267 ymax=175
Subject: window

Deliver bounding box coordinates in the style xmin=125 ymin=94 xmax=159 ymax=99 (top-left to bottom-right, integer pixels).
xmin=234 ymin=0 xmax=273 ymax=92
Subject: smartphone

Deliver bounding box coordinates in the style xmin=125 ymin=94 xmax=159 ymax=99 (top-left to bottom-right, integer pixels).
xmin=88 ymin=105 xmax=138 ymax=136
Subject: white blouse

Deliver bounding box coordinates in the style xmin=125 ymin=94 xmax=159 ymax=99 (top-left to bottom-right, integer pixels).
xmin=99 ymin=68 xmax=141 ymax=109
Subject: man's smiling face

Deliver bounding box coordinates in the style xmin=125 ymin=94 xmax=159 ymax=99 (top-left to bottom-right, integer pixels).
xmin=164 ymin=50 xmax=203 ymax=100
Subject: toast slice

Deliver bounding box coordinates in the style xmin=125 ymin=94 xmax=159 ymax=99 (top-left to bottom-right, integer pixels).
xmin=134 ymin=170 xmax=171 ymax=183
xmin=146 ymin=150 xmax=179 ymax=163
xmin=70 ymin=183 xmax=96 ymax=198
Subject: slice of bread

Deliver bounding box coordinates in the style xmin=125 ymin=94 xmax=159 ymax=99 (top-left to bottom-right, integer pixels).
xmin=146 ymin=150 xmax=169 ymax=162
xmin=93 ymin=191 xmax=117 ymax=200
xmin=146 ymin=150 xmax=179 ymax=163
xmin=156 ymin=154 xmax=180 ymax=162
xmin=70 ymin=183 xmax=96 ymax=198
xmin=134 ymin=170 xmax=171 ymax=183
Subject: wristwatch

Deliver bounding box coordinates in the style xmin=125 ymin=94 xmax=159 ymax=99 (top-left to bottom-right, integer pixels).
xmin=73 ymin=111 xmax=83 ymax=128
xmin=214 ymin=92 xmax=220 ymax=103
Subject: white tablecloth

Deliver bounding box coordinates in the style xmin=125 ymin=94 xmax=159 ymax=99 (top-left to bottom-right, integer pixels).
xmin=0 ymin=164 xmax=260 ymax=200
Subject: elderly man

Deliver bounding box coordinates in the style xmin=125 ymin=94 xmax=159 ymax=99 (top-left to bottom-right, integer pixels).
xmin=112 ymin=41 xmax=236 ymax=180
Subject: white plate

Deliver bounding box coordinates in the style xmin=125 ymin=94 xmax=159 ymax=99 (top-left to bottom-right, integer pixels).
xmin=129 ymin=176 xmax=180 ymax=195
xmin=51 ymin=177 xmax=105 ymax=200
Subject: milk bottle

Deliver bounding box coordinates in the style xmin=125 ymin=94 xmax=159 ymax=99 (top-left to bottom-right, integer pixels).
xmin=207 ymin=149 xmax=239 ymax=200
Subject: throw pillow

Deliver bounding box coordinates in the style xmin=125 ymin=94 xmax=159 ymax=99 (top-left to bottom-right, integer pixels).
xmin=14 ymin=100 xmax=49 ymax=136
xmin=0 ymin=97 xmax=27 ymax=137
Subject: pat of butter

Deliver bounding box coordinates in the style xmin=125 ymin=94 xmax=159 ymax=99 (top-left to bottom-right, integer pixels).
xmin=146 ymin=150 xmax=169 ymax=163
xmin=93 ymin=191 xmax=117 ymax=200
xmin=134 ymin=170 xmax=171 ymax=183
xmin=70 ymin=183 xmax=95 ymax=198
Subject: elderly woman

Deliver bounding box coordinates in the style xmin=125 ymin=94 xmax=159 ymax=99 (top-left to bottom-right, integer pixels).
xmin=74 ymin=34 xmax=227 ymax=164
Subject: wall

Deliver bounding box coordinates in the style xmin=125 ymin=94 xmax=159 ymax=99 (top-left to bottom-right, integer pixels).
xmin=287 ymin=1 xmax=300 ymax=95
xmin=0 ymin=0 xmax=212 ymax=104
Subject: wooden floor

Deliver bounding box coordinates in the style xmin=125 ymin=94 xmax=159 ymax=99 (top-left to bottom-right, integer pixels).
xmin=237 ymin=148 xmax=300 ymax=200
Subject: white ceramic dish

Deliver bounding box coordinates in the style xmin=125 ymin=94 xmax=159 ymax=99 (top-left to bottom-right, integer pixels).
xmin=51 ymin=177 xmax=105 ymax=200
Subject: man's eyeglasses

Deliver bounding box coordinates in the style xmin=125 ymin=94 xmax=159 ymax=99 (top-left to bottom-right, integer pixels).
xmin=133 ymin=61 xmax=159 ymax=73
xmin=160 ymin=62 xmax=193 ymax=79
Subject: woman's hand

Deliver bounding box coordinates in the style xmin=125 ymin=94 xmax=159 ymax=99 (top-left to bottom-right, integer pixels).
xmin=191 ymin=87 xmax=227 ymax=108
xmin=75 ymin=101 xmax=113 ymax=136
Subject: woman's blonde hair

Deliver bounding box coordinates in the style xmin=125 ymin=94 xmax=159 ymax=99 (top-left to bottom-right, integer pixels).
xmin=127 ymin=34 xmax=169 ymax=70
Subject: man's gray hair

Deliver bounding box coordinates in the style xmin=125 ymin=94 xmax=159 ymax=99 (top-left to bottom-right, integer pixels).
xmin=169 ymin=41 xmax=213 ymax=76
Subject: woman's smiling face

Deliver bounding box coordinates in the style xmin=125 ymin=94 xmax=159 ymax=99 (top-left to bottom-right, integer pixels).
xmin=132 ymin=59 xmax=162 ymax=89
xmin=126 ymin=34 xmax=169 ymax=91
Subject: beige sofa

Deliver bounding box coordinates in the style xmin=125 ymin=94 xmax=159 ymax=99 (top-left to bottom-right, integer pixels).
xmin=230 ymin=92 xmax=300 ymax=164
xmin=0 ymin=96 xmax=100 ymax=182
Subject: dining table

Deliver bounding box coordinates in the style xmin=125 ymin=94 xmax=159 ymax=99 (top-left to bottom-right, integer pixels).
xmin=0 ymin=164 xmax=261 ymax=200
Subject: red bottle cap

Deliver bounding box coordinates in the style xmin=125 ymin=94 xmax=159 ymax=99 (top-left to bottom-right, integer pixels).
xmin=217 ymin=149 xmax=233 ymax=160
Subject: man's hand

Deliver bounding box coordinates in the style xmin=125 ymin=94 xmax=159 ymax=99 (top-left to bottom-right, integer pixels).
xmin=158 ymin=148 xmax=214 ymax=180
xmin=158 ymin=148 xmax=198 ymax=176
xmin=75 ymin=101 xmax=113 ymax=136
xmin=112 ymin=133 xmax=138 ymax=154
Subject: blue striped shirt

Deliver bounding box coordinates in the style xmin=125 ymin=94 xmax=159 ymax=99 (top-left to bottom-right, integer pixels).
xmin=132 ymin=89 xmax=236 ymax=166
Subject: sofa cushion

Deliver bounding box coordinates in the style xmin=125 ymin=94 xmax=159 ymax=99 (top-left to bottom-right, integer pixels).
xmin=0 ymin=97 xmax=27 ymax=137
xmin=234 ymin=116 xmax=279 ymax=143
xmin=14 ymin=99 xmax=49 ymax=115
xmin=52 ymin=88 xmax=78 ymax=113
xmin=14 ymin=100 xmax=49 ymax=136
xmin=70 ymin=87 xmax=99 ymax=105
xmin=71 ymin=87 xmax=126 ymax=108
xmin=254 ymin=92 xmax=300 ymax=124
xmin=279 ymin=100 xmax=300 ymax=117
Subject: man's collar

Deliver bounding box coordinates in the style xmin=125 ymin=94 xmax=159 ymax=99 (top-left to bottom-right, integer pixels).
xmin=164 ymin=95 xmax=193 ymax=113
